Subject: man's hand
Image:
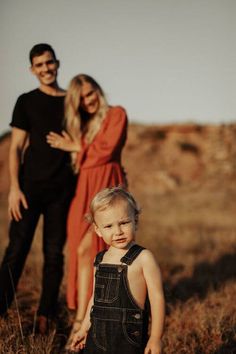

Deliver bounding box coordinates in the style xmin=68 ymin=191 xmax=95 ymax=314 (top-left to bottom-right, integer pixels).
xmin=8 ymin=187 xmax=28 ymax=221
xmin=46 ymin=130 xmax=80 ymax=152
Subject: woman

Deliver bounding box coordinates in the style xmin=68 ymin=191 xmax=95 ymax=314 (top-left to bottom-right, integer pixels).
xmin=46 ymin=74 xmax=128 ymax=344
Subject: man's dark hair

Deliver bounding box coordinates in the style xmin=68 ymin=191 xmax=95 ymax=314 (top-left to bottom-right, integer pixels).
xmin=29 ymin=43 xmax=57 ymax=64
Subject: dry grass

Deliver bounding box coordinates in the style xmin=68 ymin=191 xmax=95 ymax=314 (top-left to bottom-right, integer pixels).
xmin=1 ymin=184 xmax=236 ymax=353
xmin=135 ymin=187 xmax=236 ymax=354
xmin=1 ymin=126 xmax=236 ymax=353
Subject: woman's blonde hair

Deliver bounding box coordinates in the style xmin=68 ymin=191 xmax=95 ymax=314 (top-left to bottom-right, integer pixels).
xmin=88 ymin=186 xmax=141 ymax=225
xmin=64 ymin=74 xmax=108 ymax=172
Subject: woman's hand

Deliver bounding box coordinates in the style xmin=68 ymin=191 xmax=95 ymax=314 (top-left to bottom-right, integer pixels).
xmin=46 ymin=130 xmax=80 ymax=152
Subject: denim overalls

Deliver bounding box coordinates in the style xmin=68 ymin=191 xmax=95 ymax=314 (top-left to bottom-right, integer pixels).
xmin=84 ymin=244 xmax=149 ymax=354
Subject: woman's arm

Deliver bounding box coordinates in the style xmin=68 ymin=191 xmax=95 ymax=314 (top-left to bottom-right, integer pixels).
xmin=46 ymin=130 xmax=81 ymax=152
xmin=82 ymin=106 xmax=127 ymax=167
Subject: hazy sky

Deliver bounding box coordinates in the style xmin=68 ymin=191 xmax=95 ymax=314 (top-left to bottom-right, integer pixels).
xmin=1 ymin=0 xmax=236 ymax=133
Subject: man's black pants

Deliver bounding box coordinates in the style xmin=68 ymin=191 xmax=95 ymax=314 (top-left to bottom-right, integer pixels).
xmin=0 ymin=181 xmax=74 ymax=317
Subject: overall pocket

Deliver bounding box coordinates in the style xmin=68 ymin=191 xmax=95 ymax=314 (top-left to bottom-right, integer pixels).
xmin=122 ymin=319 xmax=143 ymax=347
xmin=94 ymin=273 xmax=120 ymax=303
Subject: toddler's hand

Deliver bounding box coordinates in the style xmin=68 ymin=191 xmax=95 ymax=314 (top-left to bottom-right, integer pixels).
xmin=144 ymin=337 xmax=162 ymax=354
xmin=70 ymin=329 xmax=87 ymax=352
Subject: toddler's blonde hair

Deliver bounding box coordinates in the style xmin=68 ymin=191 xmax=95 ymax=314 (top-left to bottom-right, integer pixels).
xmin=88 ymin=186 xmax=141 ymax=224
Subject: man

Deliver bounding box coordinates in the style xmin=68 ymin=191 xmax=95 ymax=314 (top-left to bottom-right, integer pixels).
xmin=0 ymin=44 xmax=75 ymax=334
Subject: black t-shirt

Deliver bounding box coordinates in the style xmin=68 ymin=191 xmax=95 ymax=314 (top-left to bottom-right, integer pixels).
xmin=10 ymin=89 xmax=73 ymax=186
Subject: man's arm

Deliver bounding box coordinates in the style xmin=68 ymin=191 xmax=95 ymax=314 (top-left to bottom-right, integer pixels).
xmin=8 ymin=127 xmax=29 ymax=221
xmin=141 ymin=250 xmax=165 ymax=354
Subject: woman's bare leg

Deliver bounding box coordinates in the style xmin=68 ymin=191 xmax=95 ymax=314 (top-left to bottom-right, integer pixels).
xmin=75 ymin=229 xmax=94 ymax=321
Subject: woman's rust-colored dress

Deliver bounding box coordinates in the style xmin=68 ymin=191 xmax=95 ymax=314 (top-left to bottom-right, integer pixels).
xmin=66 ymin=106 xmax=128 ymax=309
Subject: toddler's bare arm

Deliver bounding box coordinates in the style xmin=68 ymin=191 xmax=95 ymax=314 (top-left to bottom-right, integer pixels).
xmin=70 ymin=268 xmax=96 ymax=351
xmin=141 ymin=250 xmax=165 ymax=354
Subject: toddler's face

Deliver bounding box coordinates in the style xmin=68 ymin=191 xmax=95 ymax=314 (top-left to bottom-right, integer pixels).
xmin=94 ymin=199 xmax=136 ymax=250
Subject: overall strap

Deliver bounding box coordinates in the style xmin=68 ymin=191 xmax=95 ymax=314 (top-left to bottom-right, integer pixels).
xmin=94 ymin=250 xmax=107 ymax=266
xmin=120 ymin=244 xmax=145 ymax=265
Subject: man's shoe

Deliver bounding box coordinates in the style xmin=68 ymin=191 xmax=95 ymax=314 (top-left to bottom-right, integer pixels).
xmin=37 ymin=315 xmax=49 ymax=335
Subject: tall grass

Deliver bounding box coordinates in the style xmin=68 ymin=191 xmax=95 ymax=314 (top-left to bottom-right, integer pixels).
xmin=1 ymin=185 xmax=236 ymax=353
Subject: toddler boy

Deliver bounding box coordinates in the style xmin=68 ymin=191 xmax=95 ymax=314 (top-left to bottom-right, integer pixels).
xmin=71 ymin=186 xmax=165 ymax=353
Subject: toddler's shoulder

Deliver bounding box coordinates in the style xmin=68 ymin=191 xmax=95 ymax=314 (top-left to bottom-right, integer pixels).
xmin=94 ymin=250 xmax=107 ymax=266
xmin=136 ymin=247 xmax=159 ymax=268
xmin=139 ymin=248 xmax=155 ymax=261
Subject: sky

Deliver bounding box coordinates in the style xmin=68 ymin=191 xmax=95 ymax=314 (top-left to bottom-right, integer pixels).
xmin=1 ymin=0 xmax=236 ymax=134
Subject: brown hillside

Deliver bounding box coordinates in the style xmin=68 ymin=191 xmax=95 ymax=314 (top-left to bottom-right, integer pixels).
xmin=124 ymin=123 xmax=236 ymax=195
xmin=1 ymin=123 xmax=236 ymax=196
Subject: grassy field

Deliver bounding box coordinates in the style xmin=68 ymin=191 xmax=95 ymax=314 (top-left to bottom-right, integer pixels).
xmin=0 ymin=127 xmax=236 ymax=353
xmin=0 ymin=184 xmax=236 ymax=353
xmin=135 ymin=186 xmax=236 ymax=354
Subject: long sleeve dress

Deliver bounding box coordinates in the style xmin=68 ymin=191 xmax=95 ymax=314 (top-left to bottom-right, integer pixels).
xmin=66 ymin=106 xmax=128 ymax=309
